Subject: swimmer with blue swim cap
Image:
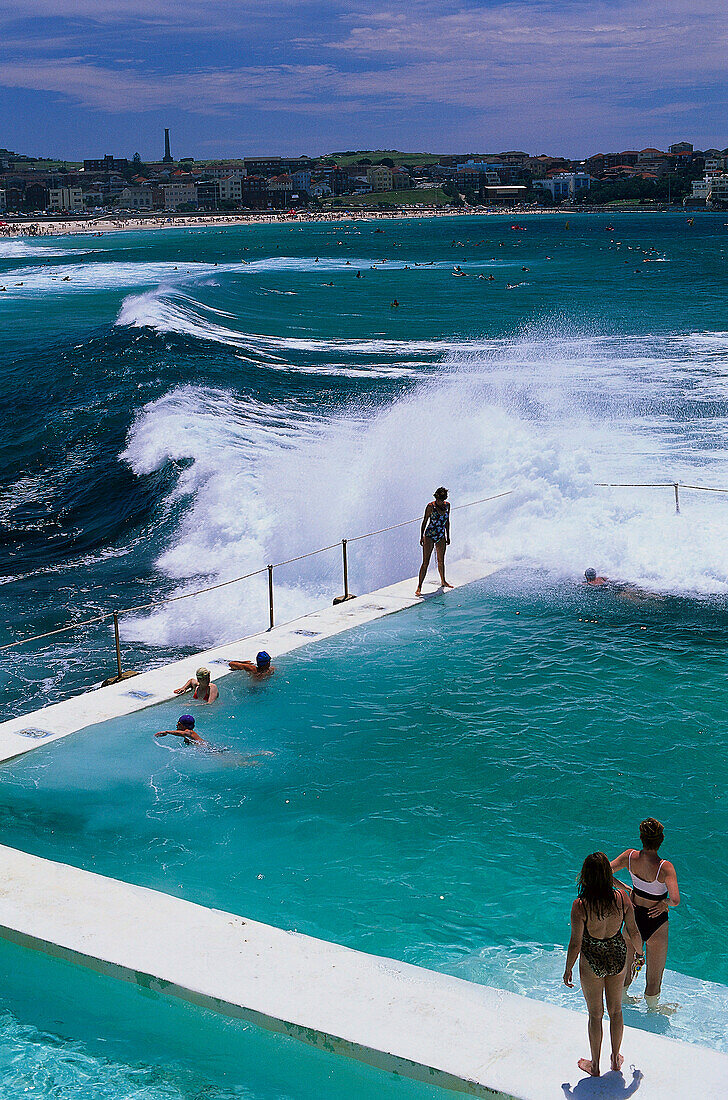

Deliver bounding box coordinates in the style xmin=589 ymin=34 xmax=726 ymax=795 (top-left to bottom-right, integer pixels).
xmin=585 ymin=568 xmax=608 ymax=588
xmin=228 ymin=650 xmax=276 ymax=678
xmin=155 ymin=714 xmax=206 ymax=745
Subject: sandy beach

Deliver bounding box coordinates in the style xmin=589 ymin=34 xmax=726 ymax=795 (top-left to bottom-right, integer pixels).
xmin=0 ymin=205 xmax=573 ymax=240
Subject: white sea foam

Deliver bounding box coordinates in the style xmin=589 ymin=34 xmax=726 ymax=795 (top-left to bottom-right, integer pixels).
xmin=0 ymin=240 xmax=94 ymax=260
xmin=120 ymin=332 xmax=728 ymax=648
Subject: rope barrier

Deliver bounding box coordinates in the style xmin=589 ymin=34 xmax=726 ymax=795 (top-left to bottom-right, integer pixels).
xmin=4 ymin=479 xmax=723 ymax=660
xmin=0 ymin=613 xmax=114 ymax=652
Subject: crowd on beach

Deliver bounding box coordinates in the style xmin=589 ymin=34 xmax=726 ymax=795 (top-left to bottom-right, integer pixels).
xmin=154 ymin=486 xmax=680 ymax=1083
xmin=0 ymin=205 xmax=587 ymax=241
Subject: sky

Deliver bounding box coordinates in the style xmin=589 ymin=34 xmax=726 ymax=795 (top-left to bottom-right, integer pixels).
xmin=1 ymin=0 xmax=726 ymax=161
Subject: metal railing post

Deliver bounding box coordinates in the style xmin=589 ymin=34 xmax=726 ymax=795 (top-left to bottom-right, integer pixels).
xmin=113 ymin=611 xmax=123 ymax=679
xmin=342 ymin=539 xmax=350 ymax=599
xmin=267 ymin=565 xmax=274 ymax=630
xmin=674 ymin=483 xmax=680 ymax=515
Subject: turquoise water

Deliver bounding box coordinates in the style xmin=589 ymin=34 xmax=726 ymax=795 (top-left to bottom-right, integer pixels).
xmin=2 ymin=213 xmax=728 ymax=1094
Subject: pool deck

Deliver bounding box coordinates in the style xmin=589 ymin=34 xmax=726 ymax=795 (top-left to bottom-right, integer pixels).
xmin=0 ymin=843 xmax=725 ymax=1100
xmin=0 ymin=558 xmax=497 ymax=764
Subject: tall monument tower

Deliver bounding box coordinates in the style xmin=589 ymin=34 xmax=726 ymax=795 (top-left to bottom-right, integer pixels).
xmin=162 ymin=128 xmax=173 ymax=163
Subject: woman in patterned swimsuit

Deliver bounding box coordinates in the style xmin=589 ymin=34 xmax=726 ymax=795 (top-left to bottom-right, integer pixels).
xmin=564 ymin=852 xmax=643 ymax=1078
xmin=415 ymin=487 xmax=453 ymax=596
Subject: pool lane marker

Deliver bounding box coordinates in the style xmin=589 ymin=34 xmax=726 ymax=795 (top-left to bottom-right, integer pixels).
xmin=0 ymin=559 xmax=499 ymax=766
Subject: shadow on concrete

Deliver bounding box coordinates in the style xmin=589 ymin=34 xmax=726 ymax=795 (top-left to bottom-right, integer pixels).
xmin=562 ymin=1067 xmax=643 ymax=1098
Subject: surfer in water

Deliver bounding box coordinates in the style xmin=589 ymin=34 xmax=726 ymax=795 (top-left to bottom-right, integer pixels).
xmin=415 ymin=487 xmax=452 ymax=597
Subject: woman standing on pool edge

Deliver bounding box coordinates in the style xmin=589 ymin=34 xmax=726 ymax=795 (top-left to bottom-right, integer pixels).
xmin=415 ymin=487 xmax=453 ymax=596
xmin=564 ymin=853 xmax=643 ymax=1077
xmin=611 ymin=818 xmax=680 ymax=1007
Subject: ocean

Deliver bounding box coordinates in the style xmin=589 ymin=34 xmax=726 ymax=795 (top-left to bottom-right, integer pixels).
xmin=0 ymin=212 xmax=727 ymax=1097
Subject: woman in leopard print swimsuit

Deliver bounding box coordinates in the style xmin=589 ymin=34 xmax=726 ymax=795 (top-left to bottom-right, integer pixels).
xmin=564 ymin=852 xmax=644 ymax=1078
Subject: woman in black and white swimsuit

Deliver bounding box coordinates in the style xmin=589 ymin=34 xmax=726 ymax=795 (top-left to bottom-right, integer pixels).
xmin=611 ymin=818 xmax=680 ymax=1006
xmin=564 ymin=852 xmax=643 ymax=1078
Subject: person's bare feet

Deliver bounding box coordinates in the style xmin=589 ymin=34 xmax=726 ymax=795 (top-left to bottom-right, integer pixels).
xmin=577 ymin=1059 xmax=600 ymax=1077
xmin=611 ymin=1053 xmax=624 ymax=1072
xmin=442 ymin=581 xmax=454 ymax=589
xmin=415 ymin=587 xmax=422 ymax=597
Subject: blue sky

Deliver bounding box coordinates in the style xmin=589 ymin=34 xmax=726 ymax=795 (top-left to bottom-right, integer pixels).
xmin=1 ymin=0 xmax=726 ymax=160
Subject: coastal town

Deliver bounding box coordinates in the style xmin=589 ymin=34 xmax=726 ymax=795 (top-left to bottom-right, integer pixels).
xmin=1 ymin=131 xmax=727 ymax=221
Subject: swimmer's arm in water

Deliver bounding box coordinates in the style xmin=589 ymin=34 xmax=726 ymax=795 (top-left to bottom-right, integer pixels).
xmin=563 ymin=899 xmax=584 ymax=987
xmin=155 ymin=729 xmax=206 ymax=744
xmin=173 ymin=678 xmax=196 ymax=695
xmin=420 ymin=504 xmax=432 ymax=545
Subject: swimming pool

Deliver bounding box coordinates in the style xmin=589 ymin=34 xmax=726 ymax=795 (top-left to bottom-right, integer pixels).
xmin=0 ymin=570 xmax=726 ymax=1097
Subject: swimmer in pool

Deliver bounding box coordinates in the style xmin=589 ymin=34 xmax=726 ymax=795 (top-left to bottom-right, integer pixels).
xmin=585 ymin=568 xmax=608 ymax=587
xmin=228 ymin=650 xmax=275 ymax=679
xmin=174 ymin=666 xmax=219 ymax=703
xmin=155 ymin=714 xmax=206 ymax=745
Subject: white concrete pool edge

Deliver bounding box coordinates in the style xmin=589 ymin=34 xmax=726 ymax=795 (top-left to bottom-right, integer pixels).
xmin=0 ymin=844 xmax=725 ymax=1100
xmin=0 ymin=558 xmax=498 ymax=765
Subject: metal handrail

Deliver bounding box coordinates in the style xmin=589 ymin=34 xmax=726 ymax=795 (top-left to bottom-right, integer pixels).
xmin=0 ymin=489 xmax=514 ymax=662
xmin=4 ymin=478 xmax=724 ymax=676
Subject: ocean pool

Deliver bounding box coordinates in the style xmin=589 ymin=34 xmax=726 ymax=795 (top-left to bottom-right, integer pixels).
xmin=0 ymin=570 xmax=726 ymax=1097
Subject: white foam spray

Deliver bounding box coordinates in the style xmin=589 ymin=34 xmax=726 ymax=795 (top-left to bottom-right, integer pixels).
xmin=120 ymin=328 xmax=728 ymax=648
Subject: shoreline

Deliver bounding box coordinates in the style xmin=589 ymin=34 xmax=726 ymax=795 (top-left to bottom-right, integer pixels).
xmin=0 ymin=204 xmax=705 ymax=241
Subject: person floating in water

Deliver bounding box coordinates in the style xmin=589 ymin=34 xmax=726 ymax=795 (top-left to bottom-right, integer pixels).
xmin=228 ymin=650 xmax=275 ymax=679
xmin=584 ymin=568 xmax=608 ymax=587
xmin=174 ymin=666 xmax=218 ymax=703
xmin=610 ymin=818 xmax=680 ymax=1008
xmin=415 ymin=487 xmax=453 ymax=597
xmin=155 ymin=714 xmax=206 ymax=745
xmin=564 ymin=852 xmax=643 ymax=1078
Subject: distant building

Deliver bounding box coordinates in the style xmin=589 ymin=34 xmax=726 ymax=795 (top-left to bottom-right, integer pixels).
xmin=291 ymin=169 xmax=312 ymax=193
xmin=0 ymin=189 xmax=6 ymax=212
xmin=242 ymin=175 xmax=268 ymax=208
xmin=218 ymin=175 xmax=243 ymax=205
xmin=669 ymin=142 xmax=693 ymax=155
xmin=244 ymin=157 xmax=283 ymax=176
xmin=366 ymin=166 xmax=393 ymax=192
xmin=704 ymin=155 xmax=727 ymax=176
xmin=160 ymin=181 xmax=197 ymax=210
xmin=83 ymin=155 xmax=129 ymax=173
xmin=117 ymin=185 xmax=156 ymax=210
xmin=535 ymin=172 xmax=592 ymax=201
xmin=482 ymin=185 xmax=527 ymax=206
xmin=709 ymin=176 xmax=728 ymax=205
xmin=49 ymin=186 xmax=83 ymax=212
xmin=202 ymin=164 xmax=247 ymax=179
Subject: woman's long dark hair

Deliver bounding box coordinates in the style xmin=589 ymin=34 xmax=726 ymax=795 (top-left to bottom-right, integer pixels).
xmin=578 ymin=852 xmax=617 ymax=919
